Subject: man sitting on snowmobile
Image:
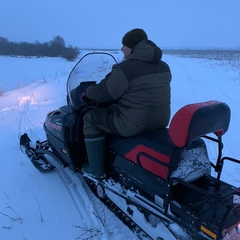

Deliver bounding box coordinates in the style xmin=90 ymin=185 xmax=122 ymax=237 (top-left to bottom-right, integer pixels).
xmin=81 ymin=28 xmax=172 ymax=178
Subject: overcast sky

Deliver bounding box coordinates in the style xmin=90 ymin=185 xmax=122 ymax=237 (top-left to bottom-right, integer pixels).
xmin=0 ymin=0 xmax=239 ymax=49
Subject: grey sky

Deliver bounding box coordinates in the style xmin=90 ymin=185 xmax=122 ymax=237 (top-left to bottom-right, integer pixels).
xmin=0 ymin=0 xmax=239 ymax=49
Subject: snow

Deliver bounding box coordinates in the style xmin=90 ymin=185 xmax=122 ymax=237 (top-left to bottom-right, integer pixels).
xmin=0 ymin=50 xmax=240 ymax=240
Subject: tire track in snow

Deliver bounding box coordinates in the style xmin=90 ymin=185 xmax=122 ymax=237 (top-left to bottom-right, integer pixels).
xmin=181 ymin=66 xmax=198 ymax=102
xmin=17 ymin=96 xmax=32 ymax=138
xmin=16 ymin=95 xmax=43 ymax=144
xmin=212 ymin=80 xmax=240 ymax=110
xmin=197 ymin=66 xmax=240 ymax=110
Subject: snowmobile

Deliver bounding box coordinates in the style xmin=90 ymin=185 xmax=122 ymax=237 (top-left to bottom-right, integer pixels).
xmin=20 ymin=52 xmax=240 ymax=240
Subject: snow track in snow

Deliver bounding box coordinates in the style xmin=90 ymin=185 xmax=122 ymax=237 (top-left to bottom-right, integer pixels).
xmin=56 ymin=167 xmax=138 ymax=239
xmin=17 ymin=96 xmax=32 ymax=137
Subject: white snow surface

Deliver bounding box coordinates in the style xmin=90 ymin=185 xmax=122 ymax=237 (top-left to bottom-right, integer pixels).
xmin=0 ymin=50 xmax=240 ymax=240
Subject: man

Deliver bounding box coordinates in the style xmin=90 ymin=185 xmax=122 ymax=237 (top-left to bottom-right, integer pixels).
xmin=82 ymin=28 xmax=172 ymax=178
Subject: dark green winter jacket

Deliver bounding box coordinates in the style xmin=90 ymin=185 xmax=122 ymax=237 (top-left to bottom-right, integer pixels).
xmin=86 ymin=40 xmax=172 ymax=137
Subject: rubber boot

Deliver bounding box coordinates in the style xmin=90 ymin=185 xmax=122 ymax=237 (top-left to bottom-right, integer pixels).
xmin=82 ymin=136 xmax=106 ymax=179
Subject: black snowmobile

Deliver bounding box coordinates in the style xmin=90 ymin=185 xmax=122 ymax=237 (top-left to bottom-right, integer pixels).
xmin=20 ymin=52 xmax=240 ymax=240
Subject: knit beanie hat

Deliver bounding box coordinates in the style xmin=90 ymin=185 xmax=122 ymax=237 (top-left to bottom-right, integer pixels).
xmin=122 ymin=28 xmax=148 ymax=49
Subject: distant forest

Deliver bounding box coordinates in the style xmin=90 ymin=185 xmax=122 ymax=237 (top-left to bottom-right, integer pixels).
xmin=0 ymin=36 xmax=80 ymax=61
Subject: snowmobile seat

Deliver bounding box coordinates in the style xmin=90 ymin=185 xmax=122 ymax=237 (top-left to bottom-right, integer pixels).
xmin=108 ymin=100 xmax=230 ymax=182
xmin=168 ymin=100 xmax=230 ymax=148
xmin=108 ymin=128 xmax=176 ymax=181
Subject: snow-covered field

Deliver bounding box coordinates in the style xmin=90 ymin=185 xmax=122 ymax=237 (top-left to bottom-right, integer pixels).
xmin=0 ymin=50 xmax=240 ymax=240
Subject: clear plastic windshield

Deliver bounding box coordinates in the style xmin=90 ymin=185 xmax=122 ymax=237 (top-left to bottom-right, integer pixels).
xmin=67 ymin=52 xmax=117 ymax=106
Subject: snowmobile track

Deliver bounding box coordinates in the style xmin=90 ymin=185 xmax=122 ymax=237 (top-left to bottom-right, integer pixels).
xmin=84 ymin=178 xmax=164 ymax=240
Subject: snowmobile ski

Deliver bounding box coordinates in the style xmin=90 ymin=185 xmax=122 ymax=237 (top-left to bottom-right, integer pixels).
xmin=20 ymin=133 xmax=55 ymax=172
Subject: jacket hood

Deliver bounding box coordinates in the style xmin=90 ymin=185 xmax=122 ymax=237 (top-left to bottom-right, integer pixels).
xmin=129 ymin=40 xmax=162 ymax=63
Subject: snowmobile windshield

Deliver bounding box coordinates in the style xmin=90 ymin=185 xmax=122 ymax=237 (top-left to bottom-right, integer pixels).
xmin=67 ymin=52 xmax=118 ymax=106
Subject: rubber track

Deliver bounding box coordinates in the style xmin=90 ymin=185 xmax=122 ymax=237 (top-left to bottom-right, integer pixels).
xmin=84 ymin=178 xmax=163 ymax=240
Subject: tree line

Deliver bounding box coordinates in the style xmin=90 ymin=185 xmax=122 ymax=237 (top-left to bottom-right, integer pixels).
xmin=0 ymin=36 xmax=80 ymax=61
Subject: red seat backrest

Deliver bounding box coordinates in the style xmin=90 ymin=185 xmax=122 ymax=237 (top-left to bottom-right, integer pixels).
xmin=169 ymin=101 xmax=231 ymax=148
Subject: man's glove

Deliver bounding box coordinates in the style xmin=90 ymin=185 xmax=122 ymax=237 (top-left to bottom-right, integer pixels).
xmin=81 ymin=91 xmax=92 ymax=103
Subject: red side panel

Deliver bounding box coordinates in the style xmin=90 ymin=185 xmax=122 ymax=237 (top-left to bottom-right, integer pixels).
xmin=124 ymin=145 xmax=171 ymax=180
